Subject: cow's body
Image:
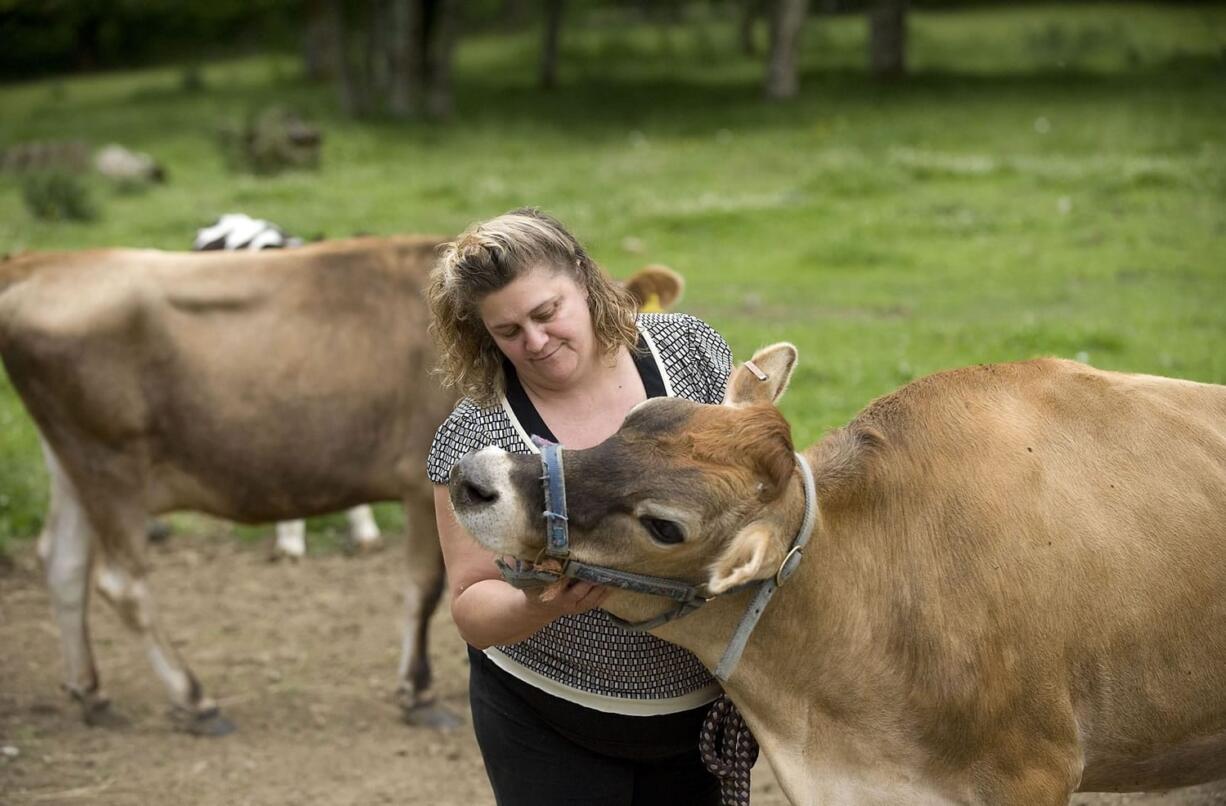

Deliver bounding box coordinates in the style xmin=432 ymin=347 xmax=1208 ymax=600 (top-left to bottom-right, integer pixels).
xmin=0 ymin=237 xmax=455 ymax=730
xmin=450 ymin=349 xmax=1226 ymax=804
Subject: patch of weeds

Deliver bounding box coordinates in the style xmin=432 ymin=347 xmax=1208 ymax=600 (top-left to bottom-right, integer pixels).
xmin=20 ymin=171 xmax=97 ymax=222
xmin=890 ymin=148 xmax=1004 ymax=182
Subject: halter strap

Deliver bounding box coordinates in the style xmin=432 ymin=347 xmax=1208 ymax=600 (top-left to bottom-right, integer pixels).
xmin=714 ymin=451 xmax=817 ymax=682
xmin=535 ymin=437 xmax=570 ymax=559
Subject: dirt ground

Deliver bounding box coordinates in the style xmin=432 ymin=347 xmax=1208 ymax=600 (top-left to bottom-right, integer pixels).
xmin=1 ymin=531 xmax=1223 ymax=806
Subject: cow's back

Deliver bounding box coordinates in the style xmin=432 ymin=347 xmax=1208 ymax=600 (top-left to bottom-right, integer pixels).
xmin=0 ymin=237 xmax=454 ymax=521
xmin=836 ymin=358 xmax=1226 ymax=791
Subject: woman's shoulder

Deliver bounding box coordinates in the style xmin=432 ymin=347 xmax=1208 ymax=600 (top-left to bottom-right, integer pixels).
xmin=437 ymin=397 xmax=503 ymax=436
xmin=636 ymin=311 xmax=722 ymax=345
xmin=636 ymin=312 xmax=732 ymax=405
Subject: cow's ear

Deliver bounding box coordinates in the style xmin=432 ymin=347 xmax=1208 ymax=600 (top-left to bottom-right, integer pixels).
xmin=723 ymin=343 xmax=798 ymax=407
xmin=706 ymin=522 xmax=785 ymax=595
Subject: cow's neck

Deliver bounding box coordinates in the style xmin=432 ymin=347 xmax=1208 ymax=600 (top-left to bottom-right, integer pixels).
xmin=652 ymin=445 xmax=898 ymax=797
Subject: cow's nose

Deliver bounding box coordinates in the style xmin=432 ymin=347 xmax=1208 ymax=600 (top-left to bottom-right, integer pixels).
xmin=461 ymin=477 xmax=499 ymax=505
xmin=450 ymin=456 xmax=500 ymax=507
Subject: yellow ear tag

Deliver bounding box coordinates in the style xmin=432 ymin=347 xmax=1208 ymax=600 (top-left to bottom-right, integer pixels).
xmin=640 ymin=292 xmax=663 ymax=313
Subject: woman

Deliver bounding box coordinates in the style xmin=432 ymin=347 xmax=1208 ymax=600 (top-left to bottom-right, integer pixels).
xmin=426 ymin=209 xmax=732 ymax=805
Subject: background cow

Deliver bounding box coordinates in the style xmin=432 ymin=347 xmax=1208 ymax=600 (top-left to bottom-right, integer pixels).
xmin=450 ymin=345 xmax=1226 ymax=804
xmin=0 ymin=238 xmax=456 ymax=733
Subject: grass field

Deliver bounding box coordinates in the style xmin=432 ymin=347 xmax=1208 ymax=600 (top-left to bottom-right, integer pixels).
xmin=1 ymin=3 xmax=1223 ymax=553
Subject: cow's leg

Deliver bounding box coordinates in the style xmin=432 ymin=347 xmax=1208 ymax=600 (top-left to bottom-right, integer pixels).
xmin=983 ymin=744 xmax=1082 ymax=806
xmin=272 ymin=519 xmax=306 ymax=560
xmin=396 ymin=489 xmax=456 ymax=728
xmin=85 ymin=493 xmax=234 ymax=737
xmin=38 ymin=439 xmax=110 ymax=723
xmin=345 ymin=505 xmax=383 ymax=552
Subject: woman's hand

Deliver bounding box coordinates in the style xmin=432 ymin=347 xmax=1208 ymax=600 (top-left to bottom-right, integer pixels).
xmin=436 ymin=485 xmax=613 ymax=648
xmin=524 ymin=579 xmax=612 ymax=618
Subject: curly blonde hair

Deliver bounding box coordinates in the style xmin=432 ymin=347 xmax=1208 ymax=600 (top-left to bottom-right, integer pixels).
xmin=428 ymin=208 xmax=639 ymax=405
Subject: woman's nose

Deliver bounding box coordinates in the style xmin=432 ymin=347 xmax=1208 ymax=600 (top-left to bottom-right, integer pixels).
xmin=523 ymin=324 xmax=549 ymax=353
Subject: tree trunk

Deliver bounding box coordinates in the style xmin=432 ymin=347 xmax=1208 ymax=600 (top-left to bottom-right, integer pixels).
xmin=73 ymin=13 xmax=103 ymax=71
xmin=764 ymin=0 xmax=808 ymax=100
xmin=739 ymin=0 xmax=766 ymax=57
xmin=382 ymin=0 xmax=461 ymax=119
xmin=500 ymin=0 xmax=529 ymax=29
xmin=303 ymin=0 xmax=336 ymax=80
xmin=387 ymin=0 xmax=414 ymax=116
xmin=869 ymin=0 xmax=907 ymax=79
xmin=423 ymin=0 xmax=459 ymax=119
xmin=368 ymin=0 xmax=391 ymax=102
xmin=331 ymin=0 xmax=368 ymax=116
xmin=539 ymin=0 xmax=564 ymax=90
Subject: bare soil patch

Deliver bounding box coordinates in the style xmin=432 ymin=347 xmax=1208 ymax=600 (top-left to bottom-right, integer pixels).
xmin=1 ymin=534 xmax=1222 ymax=805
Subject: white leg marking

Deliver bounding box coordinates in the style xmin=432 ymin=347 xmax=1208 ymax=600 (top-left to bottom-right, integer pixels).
xmin=346 ymin=505 xmax=381 ymax=546
xmin=39 ymin=438 xmax=98 ymax=695
xmin=97 ymin=564 xmax=201 ymax=709
xmin=274 ymin=520 xmax=307 ymax=558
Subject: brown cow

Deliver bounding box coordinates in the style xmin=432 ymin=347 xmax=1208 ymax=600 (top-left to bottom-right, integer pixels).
xmin=0 ymin=237 xmax=456 ymax=733
xmin=449 ymin=344 xmax=1226 ymax=804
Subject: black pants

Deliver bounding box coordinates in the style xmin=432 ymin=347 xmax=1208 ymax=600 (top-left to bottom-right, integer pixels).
xmin=467 ymin=646 xmax=721 ymax=806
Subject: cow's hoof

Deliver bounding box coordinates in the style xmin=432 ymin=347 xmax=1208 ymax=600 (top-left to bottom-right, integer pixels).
xmin=82 ymin=700 xmax=128 ymax=729
xmin=69 ymin=687 xmax=122 ymax=728
xmin=174 ymin=706 xmax=237 ymax=737
xmin=402 ymin=701 xmax=461 ymax=730
xmin=146 ymin=519 xmax=174 ymax=544
xmin=268 ymin=547 xmax=304 ymax=563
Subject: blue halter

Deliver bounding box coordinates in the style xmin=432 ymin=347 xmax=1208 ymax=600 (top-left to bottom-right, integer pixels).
xmin=495 ymin=436 xmax=713 ymax=627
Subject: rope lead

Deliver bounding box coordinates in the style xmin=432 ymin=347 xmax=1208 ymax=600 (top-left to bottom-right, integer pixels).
xmin=699 ymin=696 xmax=760 ymax=805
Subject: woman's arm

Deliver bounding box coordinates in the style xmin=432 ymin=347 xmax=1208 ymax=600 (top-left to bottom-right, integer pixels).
xmin=434 ymin=485 xmax=609 ymax=649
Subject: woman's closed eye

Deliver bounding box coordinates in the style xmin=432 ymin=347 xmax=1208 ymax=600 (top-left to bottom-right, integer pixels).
xmin=532 ymin=304 xmax=558 ymax=322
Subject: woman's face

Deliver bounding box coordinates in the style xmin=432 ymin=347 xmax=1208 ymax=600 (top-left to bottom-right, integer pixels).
xmin=478 ymin=264 xmax=597 ymax=393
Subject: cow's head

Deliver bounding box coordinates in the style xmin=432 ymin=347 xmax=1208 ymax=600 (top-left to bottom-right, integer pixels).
xmin=449 ymin=343 xmax=803 ymax=618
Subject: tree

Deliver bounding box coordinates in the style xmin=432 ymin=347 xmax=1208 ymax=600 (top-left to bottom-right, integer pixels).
xmin=764 ymin=0 xmax=809 ymax=100
xmin=869 ymin=0 xmax=907 ymax=79
xmin=302 ymin=0 xmax=338 ymax=80
xmin=308 ymin=0 xmax=458 ymax=119
xmin=539 ymin=0 xmax=564 ymax=90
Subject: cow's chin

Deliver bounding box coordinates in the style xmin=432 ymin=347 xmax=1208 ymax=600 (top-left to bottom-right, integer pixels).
xmin=599 ymin=587 xmax=691 ymax=631
xmin=453 ymin=506 xmax=539 ymax=557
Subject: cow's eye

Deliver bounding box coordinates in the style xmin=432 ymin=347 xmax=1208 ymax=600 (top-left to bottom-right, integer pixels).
xmin=641 ymin=517 xmax=685 ymax=545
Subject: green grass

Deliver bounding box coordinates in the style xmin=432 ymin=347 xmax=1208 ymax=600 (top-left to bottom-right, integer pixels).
xmin=2 ymin=3 xmax=1224 ymax=554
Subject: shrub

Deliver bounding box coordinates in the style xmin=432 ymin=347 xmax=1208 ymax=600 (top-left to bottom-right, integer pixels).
xmin=219 ymin=107 xmax=322 ymax=175
xmin=20 ymin=171 xmax=97 ymax=222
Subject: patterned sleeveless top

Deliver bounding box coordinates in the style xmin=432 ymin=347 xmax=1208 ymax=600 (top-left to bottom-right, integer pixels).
xmin=427 ymin=313 xmax=732 ymax=715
